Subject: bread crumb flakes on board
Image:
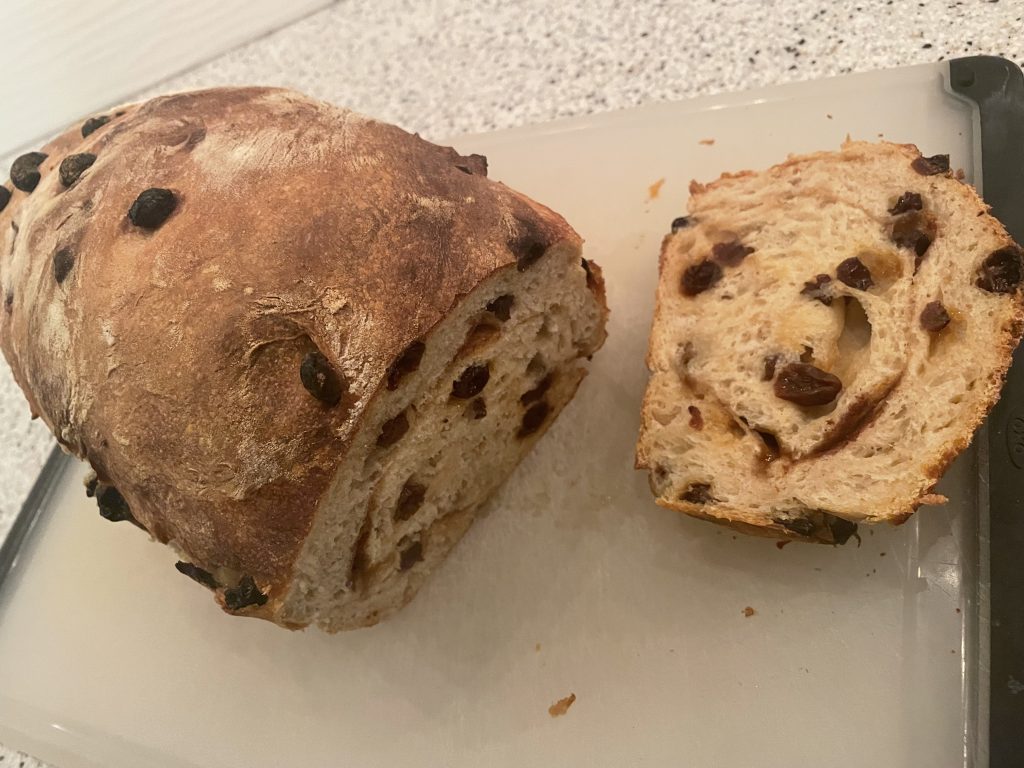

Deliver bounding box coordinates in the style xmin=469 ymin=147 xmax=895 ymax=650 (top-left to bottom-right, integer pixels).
xmin=699 ymin=138 xmax=715 ymax=145
xmin=535 ymin=642 xmax=541 ymax=652
xmin=742 ymin=606 xmax=756 ymax=617
xmin=647 ymin=178 xmax=665 ymax=200
xmin=548 ymin=693 xmax=576 ymax=717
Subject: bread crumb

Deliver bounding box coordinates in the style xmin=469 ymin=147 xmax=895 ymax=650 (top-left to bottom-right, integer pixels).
xmin=535 ymin=642 xmax=541 ymax=652
xmin=742 ymin=606 xmax=755 ymax=617
xmin=699 ymin=138 xmax=715 ymax=146
xmin=776 ymin=540 xmax=790 ymax=550
xmin=826 ymin=114 xmax=833 ymax=119
xmin=956 ymin=607 xmax=962 ymax=613
xmin=647 ymin=178 xmax=666 ymax=200
xmin=548 ymin=693 xmax=576 ymax=717
xmin=880 ymin=551 xmax=886 ymax=556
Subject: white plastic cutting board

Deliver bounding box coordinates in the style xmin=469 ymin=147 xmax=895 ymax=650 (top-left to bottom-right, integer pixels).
xmin=0 ymin=64 xmax=982 ymax=768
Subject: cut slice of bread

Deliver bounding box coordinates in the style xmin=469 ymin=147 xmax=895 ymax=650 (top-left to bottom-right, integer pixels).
xmin=636 ymin=140 xmax=1024 ymax=544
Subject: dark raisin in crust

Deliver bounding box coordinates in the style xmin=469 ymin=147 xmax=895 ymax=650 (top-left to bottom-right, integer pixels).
xmin=10 ymin=152 xmax=48 ymax=193
xmin=800 ymin=274 xmax=833 ymax=305
xmin=920 ymin=300 xmax=951 ymax=331
xmin=976 ymin=246 xmax=1023 ymax=294
xmin=299 ymin=351 xmax=345 ymax=406
xmin=518 ymin=401 xmax=550 ymax=438
xmin=59 ymin=153 xmax=96 ymax=187
xmin=223 ymin=576 xmax=268 ymax=611
xmin=52 ymin=247 xmax=75 ymax=285
xmin=128 ymin=188 xmax=178 ymax=229
xmin=485 ymin=294 xmax=514 ymax=321
xmin=711 ymin=240 xmax=754 ymax=267
xmin=888 ymin=191 xmax=923 ymax=215
xmin=0 ymin=186 xmax=10 ymax=213
xmin=911 ymin=154 xmax=950 ymax=176
xmin=175 ymin=561 xmax=218 ymax=590
xmin=377 ymin=411 xmax=410 ymax=447
xmin=681 ymin=482 xmax=713 ymax=504
xmin=836 ymin=257 xmax=873 ymax=291
xmin=386 ymin=341 xmax=426 ymax=390
xmin=81 ymin=114 xmax=111 ymax=138
xmin=670 ymin=216 xmax=693 ymax=233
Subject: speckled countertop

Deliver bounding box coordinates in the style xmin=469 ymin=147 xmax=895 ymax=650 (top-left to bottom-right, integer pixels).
xmin=1 ymin=1 xmax=1021 ymax=765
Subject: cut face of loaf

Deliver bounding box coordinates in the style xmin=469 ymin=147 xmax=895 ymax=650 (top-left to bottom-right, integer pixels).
xmin=0 ymin=87 xmax=607 ymax=631
xmin=286 ymin=247 xmax=605 ymax=630
xmin=636 ymin=141 xmax=1024 ymax=543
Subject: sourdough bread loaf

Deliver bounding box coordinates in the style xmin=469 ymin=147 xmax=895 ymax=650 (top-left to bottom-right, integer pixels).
xmin=0 ymin=87 xmax=607 ymax=630
xmin=636 ymin=140 xmax=1023 ymax=543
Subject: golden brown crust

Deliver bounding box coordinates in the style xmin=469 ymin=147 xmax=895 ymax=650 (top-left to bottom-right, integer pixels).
xmin=0 ymin=87 xmax=582 ymax=600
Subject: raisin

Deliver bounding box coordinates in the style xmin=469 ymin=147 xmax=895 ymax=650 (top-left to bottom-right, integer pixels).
xmin=890 ymin=212 xmax=935 ymax=266
xmin=755 ymin=430 xmax=781 ymax=462
xmin=888 ymin=191 xmax=923 ymax=215
xmin=223 ymin=576 xmax=268 ymax=610
xmin=469 ymin=397 xmax=487 ymax=419
xmin=511 ymin=216 xmax=547 ymax=271
xmin=911 ymin=154 xmax=950 ymax=175
xmin=518 ymin=401 xmax=550 ymax=438
xmin=10 ymin=152 xmax=47 ymax=193
xmin=81 ymin=115 xmax=111 ymax=138
xmin=128 ymin=188 xmax=177 ymax=229
xmin=377 ymin=411 xmax=410 ymax=447
xmin=452 ymin=363 xmax=490 ymax=398
xmin=920 ymin=300 xmax=951 ymax=331
xmin=59 ymin=153 xmax=96 ymax=187
xmin=688 ymin=405 xmax=704 ymax=430
xmin=670 ymin=216 xmax=693 ymax=233
xmin=300 ymin=351 xmax=345 ymax=406
xmin=825 ymin=514 xmax=859 ymax=545
xmin=84 ymin=473 xmax=99 ymax=498
xmin=52 ymin=247 xmax=75 ymax=285
xmin=486 ymin=294 xmax=514 ymax=321
xmin=711 ymin=240 xmax=754 ymax=267
xmin=399 ymin=540 xmax=423 ymax=571
xmin=395 ymin=480 xmax=426 ymax=522
xmin=521 ymin=374 xmax=553 ymax=405
xmin=455 ymin=164 xmax=473 ymax=174
xmin=174 ymin=561 xmax=218 ymax=590
xmin=836 ymin=257 xmax=873 ymax=290
xmin=976 ymin=245 xmax=1023 ymax=294
xmin=0 ymin=186 xmax=10 ymax=213
xmin=681 ymin=482 xmax=713 ymax=504
xmin=386 ymin=340 xmax=425 ymax=390
xmin=775 ymin=516 xmax=816 ymax=537
xmin=96 ymin=485 xmax=135 ymax=523
xmin=681 ymin=259 xmax=722 ymax=296
xmin=774 ymin=362 xmax=843 ymax=406
xmin=762 ymin=354 xmax=780 ymax=381
xmin=800 ymin=274 xmax=833 ymax=305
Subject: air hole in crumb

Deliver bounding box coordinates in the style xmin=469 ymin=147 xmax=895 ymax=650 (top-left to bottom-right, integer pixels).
xmin=457 ymin=319 xmax=500 ymax=359
xmin=518 ymin=401 xmax=550 ymax=438
xmin=527 ymin=352 xmax=546 ymax=378
xmin=399 ymin=539 xmax=423 ymax=571
xmin=377 ymin=411 xmax=410 ymax=447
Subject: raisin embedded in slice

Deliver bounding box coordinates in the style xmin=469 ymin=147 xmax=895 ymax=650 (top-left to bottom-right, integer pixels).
xmin=10 ymin=152 xmax=47 ymax=193
xmin=688 ymin=405 xmax=704 ymax=430
xmin=976 ymin=245 xmax=1023 ymax=294
xmin=175 ymin=561 xmax=218 ymax=590
xmin=911 ymin=154 xmax=950 ymax=176
xmin=775 ymin=516 xmax=816 ymax=537
xmin=128 ymin=188 xmax=177 ymax=229
xmin=711 ymin=240 xmax=754 ymax=267
xmin=518 ymin=401 xmax=550 ymax=438
xmin=670 ymin=216 xmax=693 ymax=233
xmin=52 ymin=247 xmax=75 ymax=285
xmin=824 ymin=514 xmax=859 ymax=545
xmin=889 ymin=191 xmax=923 ymax=215
xmin=774 ymin=362 xmax=843 ymax=406
xmin=81 ymin=114 xmax=111 ymax=138
xmin=377 ymin=411 xmax=410 ymax=447
xmin=96 ymin=485 xmax=135 ymax=523
xmin=223 ymin=576 xmax=268 ymax=611
xmin=800 ymin=274 xmax=833 ymax=305
xmin=394 ymin=480 xmax=426 ymax=522
xmin=399 ymin=540 xmax=424 ymax=571
xmin=486 ymin=294 xmax=514 ymax=321
xmin=836 ymin=256 xmax=874 ymax=290
xmin=681 ymin=482 xmax=713 ymax=504
xmin=511 ymin=216 xmax=547 ymax=271
xmin=452 ymin=363 xmax=490 ymax=399
xmin=0 ymin=186 xmax=10 ymax=213
xmin=681 ymin=259 xmax=722 ymax=296
xmin=890 ymin=211 xmax=935 ymax=268
xmin=520 ymin=373 xmax=553 ymax=405
xmin=762 ymin=354 xmax=780 ymax=381
xmin=300 ymin=351 xmax=345 ymax=406
xmin=920 ymin=300 xmax=951 ymax=331
xmin=469 ymin=397 xmax=487 ymax=419
xmin=386 ymin=340 xmax=426 ymax=390
xmin=59 ymin=153 xmax=96 ymax=187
